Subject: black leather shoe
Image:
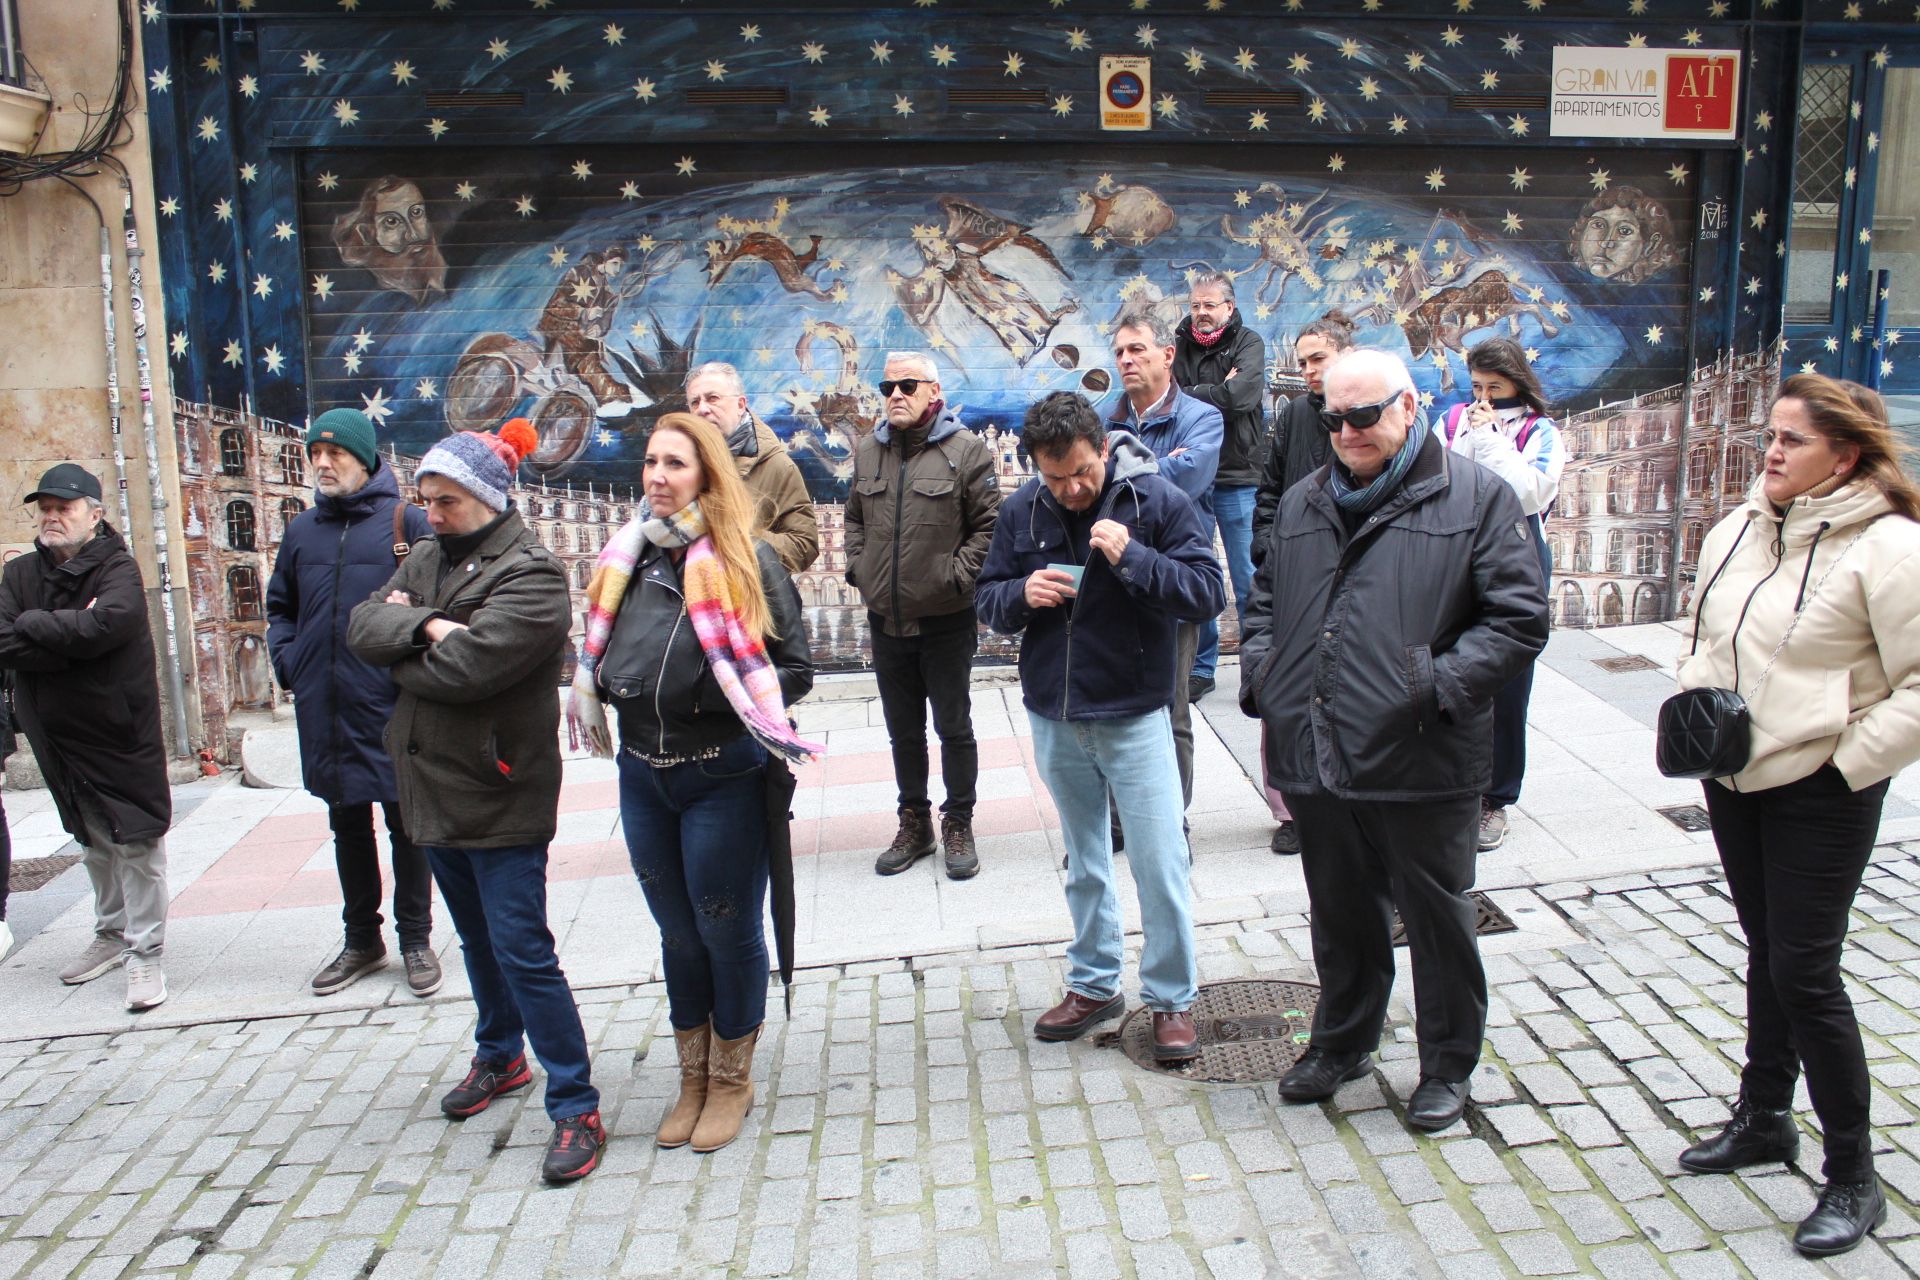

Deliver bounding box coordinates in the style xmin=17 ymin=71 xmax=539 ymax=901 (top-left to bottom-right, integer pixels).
xmin=1406 ymin=1076 xmax=1469 ymax=1131
xmin=1276 ymin=1047 xmax=1371 ymax=1102
xmin=1269 ymin=822 xmax=1301 ymax=855
xmin=1187 ymin=674 xmax=1215 ymax=702
xmin=1676 ymin=1098 xmax=1799 ymax=1173
xmin=1794 ymin=1178 xmax=1885 ymax=1257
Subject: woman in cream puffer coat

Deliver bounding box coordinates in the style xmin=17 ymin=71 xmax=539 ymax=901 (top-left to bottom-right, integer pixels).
xmin=1671 ymin=373 xmax=1920 ymax=1259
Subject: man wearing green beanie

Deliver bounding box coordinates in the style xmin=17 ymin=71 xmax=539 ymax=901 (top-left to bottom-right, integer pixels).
xmin=308 ymin=407 xmax=380 ymax=473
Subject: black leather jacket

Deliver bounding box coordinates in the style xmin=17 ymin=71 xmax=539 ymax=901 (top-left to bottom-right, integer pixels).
xmin=597 ymin=539 xmax=814 ymax=761
xmin=1252 ymin=391 xmax=1332 ymax=564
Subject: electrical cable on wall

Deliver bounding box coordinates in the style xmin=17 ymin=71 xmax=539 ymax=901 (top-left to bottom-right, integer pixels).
xmin=0 ymin=0 xmax=134 ymax=195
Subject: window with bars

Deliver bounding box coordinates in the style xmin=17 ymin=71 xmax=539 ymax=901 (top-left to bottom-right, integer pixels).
xmin=227 ymin=566 xmax=263 ymax=622
xmin=1786 ymin=62 xmax=1854 ymax=325
xmin=279 ymin=443 xmax=306 ymax=486
xmin=219 ymin=429 xmax=248 ymax=476
xmin=227 ymin=500 xmax=257 ymax=551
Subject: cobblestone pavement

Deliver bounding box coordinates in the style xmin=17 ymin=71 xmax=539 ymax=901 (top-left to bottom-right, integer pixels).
xmin=11 ymin=848 xmax=1920 ymax=1278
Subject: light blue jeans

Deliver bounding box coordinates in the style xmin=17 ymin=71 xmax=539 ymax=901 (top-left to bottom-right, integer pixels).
xmin=1030 ymin=709 xmax=1198 ymax=1012
xmin=1196 ymin=484 xmax=1254 ymax=679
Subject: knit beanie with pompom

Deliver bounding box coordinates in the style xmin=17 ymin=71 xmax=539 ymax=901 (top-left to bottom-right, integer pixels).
xmin=415 ymin=418 xmax=539 ymax=512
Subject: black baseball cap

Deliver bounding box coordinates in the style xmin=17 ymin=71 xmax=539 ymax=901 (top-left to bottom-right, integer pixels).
xmin=24 ymin=463 xmax=104 ymax=505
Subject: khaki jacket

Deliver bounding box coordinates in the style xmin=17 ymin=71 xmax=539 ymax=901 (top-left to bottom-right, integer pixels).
xmin=1679 ymin=480 xmax=1920 ymax=793
xmin=737 ymin=418 xmax=820 ymax=574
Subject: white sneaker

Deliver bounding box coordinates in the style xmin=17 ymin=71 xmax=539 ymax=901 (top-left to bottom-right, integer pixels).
xmin=0 ymin=920 xmax=12 ymax=958
xmin=125 ymin=957 xmax=168 ymax=1011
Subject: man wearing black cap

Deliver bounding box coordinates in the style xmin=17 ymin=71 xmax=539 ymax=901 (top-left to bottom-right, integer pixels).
xmin=0 ymin=465 xmax=174 ymax=1011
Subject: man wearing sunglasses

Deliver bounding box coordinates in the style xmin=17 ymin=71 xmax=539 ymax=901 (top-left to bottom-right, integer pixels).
xmin=844 ymin=351 xmax=1002 ymax=880
xmin=1239 ymin=349 xmax=1548 ymax=1133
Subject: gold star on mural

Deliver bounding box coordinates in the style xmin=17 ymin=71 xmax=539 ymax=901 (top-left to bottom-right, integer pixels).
xmin=870 ymin=41 xmax=893 ymax=63
xmin=332 ymin=99 xmax=360 ymax=126
xmin=548 ymin=67 xmax=574 ymax=94
xmin=1588 ymin=168 xmax=1611 ymax=191
xmin=169 ymin=331 xmax=188 ymax=358
xmin=1182 ymin=48 xmax=1206 ymax=73
xmin=1425 ymin=168 xmax=1447 ymax=191
xmin=454 ymin=181 xmax=476 ymax=200
xmin=1002 ymin=52 xmax=1024 ymax=76
xmin=196 ymin=115 xmax=220 ymax=141
xmin=1388 ymin=115 xmax=1409 ymax=134
xmin=675 ymin=156 xmax=697 ymax=176
xmin=809 ymin=105 xmax=832 ymax=126
xmin=1307 ymin=98 xmax=1328 ymax=123
xmin=391 ymin=60 xmax=416 ymax=85
xmin=1234 ymin=48 xmax=1258 ymax=71
xmin=548 ymin=246 xmax=569 ymax=267
xmin=316 ymin=171 xmax=339 ymax=191
xmin=620 ymin=181 xmax=641 ymax=200
xmin=1509 ymin=167 xmax=1531 ymax=191
xmin=223 ymin=340 xmax=243 ymax=366
xmin=486 ymin=38 xmax=510 ymax=60
xmin=929 ymin=44 xmax=955 ymax=66
xmin=1326 ymin=153 xmax=1346 ymax=172
xmin=426 ymin=118 xmax=449 ymax=139
xmin=1339 ymin=38 xmax=1362 ymax=58
xmin=311 ymin=274 xmax=334 ymax=299
xmin=1480 ymin=70 xmax=1500 ymax=89
xmin=1154 ymin=93 xmax=1179 ymax=118
xmin=571 ymin=160 xmax=592 ymax=180
xmin=1441 ymin=25 xmax=1464 ymax=46
xmin=1507 ymin=114 xmax=1529 ymax=136
xmin=1134 ymin=24 xmax=1156 ymax=48
xmin=515 ymin=194 xmax=536 ymax=216
xmin=261 ymin=344 xmax=285 ymax=375
xmin=416 ymin=379 xmax=439 ymax=400
xmin=1051 ymin=95 xmax=1073 ymax=116
xmin=1358 ymin=76 xmax=1381 ymax=100
xmin=633 ymin=78 xmax=658 ymax=102
xmin=739 ymin=23 xmax=761 ymax=41
xmin=1248 ymin=110 xmax=1269 ymax=131
xmin=1501 ymin=211 xmax=1523 ymax=233
xmin=300 ymin=50 xmax=324 ymax=74
xmin=603 ymin=23 xmax=624 ymax=45
xmin=1066 ymin=29 xmax=1091 ymax=52
xmin=272 ymin=220 xmax=295 ymax=241
xmin=704 ymin=59 xmax=728 ymax=82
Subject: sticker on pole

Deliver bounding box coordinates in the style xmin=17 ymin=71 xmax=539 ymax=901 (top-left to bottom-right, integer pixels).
xmin=1100 ymin=55 xmax=1151 ymax=131
xmin=1550 ymin=46 xmax=1739 ymax=139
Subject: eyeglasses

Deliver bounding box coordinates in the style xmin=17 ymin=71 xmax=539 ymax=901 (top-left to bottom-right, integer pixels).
xmin=878 ymin=379 xmax=926 ymax=398
xmin=1320 ymin=393 xmax=1403 ymax=433
xmin=1756 ymin=427 xmax=1824 ymax=452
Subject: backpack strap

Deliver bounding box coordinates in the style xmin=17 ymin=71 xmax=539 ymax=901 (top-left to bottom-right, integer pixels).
xmin=1513 ymin=413 xmax=1542 ymax=451
xmin=1442 ymin=402 xmax=1467 ymax=443
xmin=392 ymin=502 xmax=412 ymax=560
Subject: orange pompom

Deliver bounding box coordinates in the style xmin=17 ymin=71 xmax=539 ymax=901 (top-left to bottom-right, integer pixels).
xmin=497 ymin=418 xmax=539 ymax=468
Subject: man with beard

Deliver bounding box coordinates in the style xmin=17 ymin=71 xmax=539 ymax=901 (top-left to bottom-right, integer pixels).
xmin=331 ymin=176 xmax=449 ymax=306
xmin=1172 ymin=271 xmax=1265 ymax=703
xmin=684 ymin=361 xmax=819 ymax=573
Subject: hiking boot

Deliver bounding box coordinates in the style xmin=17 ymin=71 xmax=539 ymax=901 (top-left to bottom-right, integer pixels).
xmin=874 ymin=806 xmax=936 ymax=875
xmin=311 ymin=942 xmax=388 ymax=996
xmin=941 ymin=812 xmax=979 ymax=880
xmin=1270 ymin=821 xmax=1301 ymax=855
xmin=542 ymin=1110 xmax=606 ymax=1183
xmin=402 ymin=946 xmax=443 ymax=998
xmin=1477 ymin=802 xmax=1509 ymax=852
xmin=125 ymin=957 xmax=167 ymax=1011
xmin=440 ymin=1053 xmax=533 ymax=1119
xmin=61 ymin=935 xmax=126 ymax=985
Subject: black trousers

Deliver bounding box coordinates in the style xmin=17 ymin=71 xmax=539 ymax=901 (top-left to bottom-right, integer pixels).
xmin=0 ymin=785 xmax=10 ymax=922
xmin=1705 ymin=764 xmax=1888 ymax=1183
xmin=1487 ymin=515 xmax=1551 ymax=809
xmin=331 ymin=801 xmax=432 ymax=950
xmin=1286 ymin=790 xmax=1488 ymax=1082
xmin=869 ymin=613 xmax=979 ymax=817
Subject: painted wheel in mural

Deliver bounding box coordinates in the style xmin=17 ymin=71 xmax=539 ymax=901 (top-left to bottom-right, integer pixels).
xmin=526 ymin=385 xmax=596 ymax=475
xmin=446 ymin=342 xmax=530 ymax=434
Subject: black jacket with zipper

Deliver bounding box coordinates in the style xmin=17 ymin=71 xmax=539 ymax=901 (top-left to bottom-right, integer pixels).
xmin=597 ymin=539 xmax=814 ymax=760
xmin=1239 ymin=431 xmax=1548 ymax=801
xmin=1252 ymin=390 xmax=1333 ymax=564
xmin=1173 ymin=312 xmax=1268 ymax=487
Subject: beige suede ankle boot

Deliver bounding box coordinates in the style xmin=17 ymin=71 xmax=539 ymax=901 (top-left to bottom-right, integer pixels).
xmin=656 ymin=1023 xmax=711 ymax=1149
xmin=690 ymin=1026 xmax=760 ymax=1153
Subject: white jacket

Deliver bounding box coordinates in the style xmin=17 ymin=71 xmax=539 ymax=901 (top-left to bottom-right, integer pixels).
xmin=1678 ymin=480 xmax=1920 ymax=793
xmin=1435 ymin=403 xmax=1565 ymax=518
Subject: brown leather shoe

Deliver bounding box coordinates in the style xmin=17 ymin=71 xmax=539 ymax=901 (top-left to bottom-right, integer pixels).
xmin=1152 ymin=1011 xmax=1200 ymax=1062
xmin=1033 ymin=990 xmax=1125 ymax=1042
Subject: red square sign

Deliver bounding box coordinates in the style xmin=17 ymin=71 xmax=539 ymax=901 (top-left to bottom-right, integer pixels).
xmin=1665 ymin=54 xmax=1737 ymax=133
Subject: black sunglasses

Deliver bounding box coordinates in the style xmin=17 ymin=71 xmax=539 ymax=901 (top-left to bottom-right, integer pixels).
xmin=878 ymin=378 xmax=926 ymax=398
xmin=1319 ymin=393 xmax=1403 ymax=433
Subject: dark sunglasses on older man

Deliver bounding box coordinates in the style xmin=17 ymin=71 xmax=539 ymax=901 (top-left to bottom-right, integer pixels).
xmin=1320 ymin=393 xmax=1402 ymax=432
xmin=878 ymin=378 xmax=926 ymax=398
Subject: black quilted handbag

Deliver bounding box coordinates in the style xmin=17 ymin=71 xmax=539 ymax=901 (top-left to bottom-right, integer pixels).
xmin=1655 ymin=686 xmax=1750 ymax=780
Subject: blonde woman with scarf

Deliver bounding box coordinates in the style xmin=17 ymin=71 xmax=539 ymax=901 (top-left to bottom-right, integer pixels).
xmin=567 ymin=412 xmax=819 ymax=1153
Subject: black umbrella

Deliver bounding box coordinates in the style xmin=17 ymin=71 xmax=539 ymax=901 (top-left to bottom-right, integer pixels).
xmin=763 ymin=758 xmax=799 ymax=1015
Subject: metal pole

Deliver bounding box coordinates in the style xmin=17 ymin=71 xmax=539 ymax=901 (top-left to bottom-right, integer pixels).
xmin=1 ymin=0 xmax=22 ymax=86
xmin=120 ymin=180 xmax=193 ymax=755
xmin=1869 ymin=269 xmax=1892 ymax=392
xmin=98 ymin=222 xmax=135 ymax=538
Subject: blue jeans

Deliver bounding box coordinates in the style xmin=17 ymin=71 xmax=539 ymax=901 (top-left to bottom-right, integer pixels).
xmin=619 ymin=737 xmax=771 ymax=1041
xmin=423 ymin=843 xmax=598 ymax=1121
xmin=1196 ymin=486 xmax=1252 ymax=679
xmin=1030 ymin=710 xmax=1197 ymax=1012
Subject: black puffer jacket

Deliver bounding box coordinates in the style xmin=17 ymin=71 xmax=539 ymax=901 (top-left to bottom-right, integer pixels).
xmin=598 ymin=539 xmax=813 ymax=761
xmin=1239 ymin=433 xmax=1549 ymax=801
xmin=1252 ymin=391 xmax=1332 ymax=564
xmin=1173 ymin=312 xmax=1267 ymax=487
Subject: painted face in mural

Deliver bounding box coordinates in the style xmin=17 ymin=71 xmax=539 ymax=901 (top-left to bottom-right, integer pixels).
xmin=1188 ymin=283 xmax=1234 ymax=337
xmin=686 ymin=371 xmax=749 ymax=436
xmin=1575 ymin=207 xmax=1649 ymax=281
xmin=1324 ymin=365 xmax=1413 ymax=482
xmin=1762 ymin=396 xmax=1860 ymax=506
xmin=880 ymin=358 xmax=940 ymax=431
xmin=418 ymin=474 xmax=495 ymax=536
xmin=331 ymin=176 xmax=449 ymax=307
xmin=1294 ymin=334 xmax=1343 ymax=396
xmin=309 ymin=442 xmax=371 ymax=497
xmin=1112 ymin=323 xmax=1175 ymax=408
xmin=35 ymin=496 xmax=101 ymax=561
xmin=644 ymin=427 xmax=705 ymax=519
xmin=1035 ymin=438 xmax=1110 ymax=514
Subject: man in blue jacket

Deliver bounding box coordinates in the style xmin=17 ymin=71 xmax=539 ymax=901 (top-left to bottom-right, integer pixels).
xmin=267 ymin=408 xmax=438 ymax=998
xmin=1106 ymin=313 xmax=1223 ymax=825
xmin=977 ymin=392 xmax=1224 ymax=1062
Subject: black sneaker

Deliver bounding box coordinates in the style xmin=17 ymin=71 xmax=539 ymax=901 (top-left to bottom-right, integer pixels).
xmin=543 ymin=1110 xmax=606 ymax=1183
xmin=311 ymin=943 xmax=387 ymax=996
xmin=1187 ymin=674 xmax=1216 ymax=702
xmin=1270 ymin=822 xmax=1301 ymax=855
xmin=440 ymin=1053 xmax=533 ymax=1119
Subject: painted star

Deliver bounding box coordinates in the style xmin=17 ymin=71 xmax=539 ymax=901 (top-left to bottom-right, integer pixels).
xmin=1681 ymin=29 xmax=1703 ymax=46
xmin=331 ymin=99 xmax=360 ymax=127
xmin=418 ymin=117 xmax=447 ymax=139
xmin=929 ymin=44 xmax=955 ymax=66
xmin=1824 ymin=335 xmax=1842 ymax=353
xmin=1861 ymin=227 xmax=1874 ymax=245
xmin=360 ymin=388 xmax=393 ymax=424
xmin=1327 ymin=153 xmax=1346 ymax=173
xmin=299 ymin=50 xmax=324 ymax=74
xmin=1388 ymin=114 xmax=1409 ymax=135
xmin=1745 ymin=276 xmax=1762 ymax=296
xmin=1873 ymin=46 xmax=1892 ymax=69
xmin=1507 ymin=114 xmax=1530 ymax=136
xmin=1837 ymin=272 xmax=1850 ymax=290
xmin=1501 ymin=211 xmax=1523 ymax=233
xmin=486 ymin=39 xmax=510 ymax=61
xmin=260 ymin=344 xmax=285 ymax=375
xmin=390 ymin=60 xmax=416 ymax=85
xmin=1307 ymin=98 xmax=1329 ymax=123
xmin=1051 ymin=95 xmax=1074 ymax=117
xmin=311 ymin=274 xmax=334 ymax=300
xmin=1626 ymin=32 xmax=1648 ymax=48
xmin=704 ymin=59 xmax=728 ymax=82
xmin=454 ymin=181 xmax=476 ymax=201
xmin=1644 ymin=325 xmax=1664 ymax=345
xmin=1699 ymin=286 xmax=1715 ymax=303
xmin=342 ymin=351 xmax=363 ymax=374
xmin=169 ymin=331 xmax=189 ymax=358
xmin=1548 ymin=300 xmax=1571 ymax=320
xmin=316 ymin=171 xmax=339 ymax=191
xmin=548 ymin=67 xmax=573 ymax=94
xmin=415 ymin=379 xmax=439 ymax=401
xmin=1480 ymin=70 xmax=1500 ymax=90
xmin=141 ymin=0 xmax=158 ymax=19
xmin=1234 ymin=48 xmax=1258 ymax=72
xmin=619 ymin=181 xmax=642 ymax=201
xmin=739 ymin=23 xmax=761 ymax=42
xmin=1501 ymin=33 xmax=1524 ymax=55
xmin=1846 ymin=166 xmax=1858 ymax=188
xmin=236 ymin=74 xmax=261 ymax=100
xmin=1425 ymin=168 xmax=1447 ymax=191
xmin=271 ymin=220 xmax=295 ymax=241
xmin=431 ymin=0 xmax=453 ymax=9
xmin=213 ymin=198 xmax=233 ymax=222
xmin=1154 ymin=93 xmax=1179 ymax=119
xmin=350 ymin=329 xmax=374 ymax=352
xmin=627 ymin=318 xmax=650 ymax=340
xmin=1339 ymin=38 xmax=1363 ymax=59
xmin=1358 ymin=76 xmax=1381 ymax=101
xmin=889 ymin=93 xmax=915 ymax=118
xmin=196 ymin=115 xmax=220 ymax=142
xmin=675 ymin=156 xmax=697 ymax=176
xmin=1286 ymin=52 xmax=1310 ymax=74
xmin=1750 ymin=208 xmax=1768 ymax=230
xmin=1248 ymin=111 xmax=1269 ymax=131
xmin=547 ymin=246 xmax=569 ymax=267
xmin=222 ymin=340 xmax=243 ymax=366
xmin=1441 ymin=25 xmax=1464 ymax=46
xmin=1134 ymin=25 xmax=1157 ymax=48
xmin=158 ymin=196 xmax=179 ymax=217
xmin=602 ymin=23 xmax=624 ymax=45
xmin=1868 ymin=130 xmax=1880 ymax=153
xmin=870 ymin=41 xmax=893 ymax=64
xmin=149 ymin=67 xmax=170 ymax=92
xmin=570 ymin=160 xmax=592 ymax=181
xmin=1066 ymin=28 xmax=1091 ymax=52
xmin=1002 ymin=52 xmax=1024 ymax=76
xmin=238 ymin=163 xmax=258 ymax=184
xmin=1509 ymin=167 xmax=1532 ymax=191
xmin=1666 ymin=163 xmax=1690 ymax=185
xmin=809 ymin=104 xmax=832 ymax=126
xmin=1181 ymin=48 xmax=1207 ymax=74
xmin=631 ymin=77 xmax=658 ymax=102
xmin=514 ymin=194 xmax=536 ymax=217
xmin=1588 ymin=167 xmax=1611 ymax=191
xmin=1709 ymin=0 xmax=1729 ymax=12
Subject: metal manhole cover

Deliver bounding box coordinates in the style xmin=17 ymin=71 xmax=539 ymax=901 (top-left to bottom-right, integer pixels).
xmin=1105 ymin=979 xmax=1320 ymax=1082
xmin=1388 ymin=890 xmax=1517 ymax=946
xmin=10 ymin=853 xmax=81 ymax=893
xmin=1593 ymin=654 xmax=1660 ymax=673
xmin=1658 ymin=804 xmax=1713 ymax=832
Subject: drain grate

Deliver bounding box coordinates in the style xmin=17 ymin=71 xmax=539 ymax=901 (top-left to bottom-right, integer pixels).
xmin=9 ymin=853 xmax=81 ymax=893
xmin=1389 ymin=890 xmax=1517 ymax=946
xmin=1593 ymin=654 xmax=1661 ymax=673
xmin=1107 ymin=978 xmax=1321 ymax=1082
xmin=1658 ymin=803 xmax=1713 ymax=833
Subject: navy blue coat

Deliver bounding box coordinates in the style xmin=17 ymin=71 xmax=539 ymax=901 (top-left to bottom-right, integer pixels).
xmin=976 ymin=432 xmax=1225 ymax=722
xmin=266 ymin=462 xmax=432 ymax=805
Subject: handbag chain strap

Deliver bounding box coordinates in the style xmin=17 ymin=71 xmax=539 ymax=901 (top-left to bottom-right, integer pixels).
xmin=1745 ymin=523 xmax=1874 ymax=699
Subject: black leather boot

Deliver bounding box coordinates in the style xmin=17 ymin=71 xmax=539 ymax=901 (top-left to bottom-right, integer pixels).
xmin=1676 ymin=1097 xmax=1799 ymax=1174
xmin=1794 ymin=1177 xmax=1885 ymax=1257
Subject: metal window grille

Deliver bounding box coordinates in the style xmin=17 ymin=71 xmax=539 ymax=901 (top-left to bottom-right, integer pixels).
xmin=1794 ymin=64 xmax=1852 ymax=218
xmin=226 ymin=500 xmax=257 ymax=551
xmin=219 ymin=429 xmax=247 ymax=476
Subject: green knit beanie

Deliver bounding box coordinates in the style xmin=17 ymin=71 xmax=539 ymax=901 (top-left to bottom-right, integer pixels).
xmin=307 ymin=408 xmax=379 ymax=472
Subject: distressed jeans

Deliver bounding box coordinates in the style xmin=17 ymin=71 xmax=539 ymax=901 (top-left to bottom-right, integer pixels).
xmin=619 ymin=737 xmax=772 ymax=1041
xmin=1031 ymin=709 xmax=1197 ymax=1012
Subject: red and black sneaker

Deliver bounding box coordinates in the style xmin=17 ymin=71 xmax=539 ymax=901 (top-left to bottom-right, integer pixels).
xmin=440 ymin=1053 xmax=532 ymax=1119
xmin=542 ymin=1109 xmax=606 ymax=1183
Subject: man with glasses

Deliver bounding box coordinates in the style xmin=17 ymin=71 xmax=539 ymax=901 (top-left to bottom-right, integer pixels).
xmin=684 ymin=361 xmax=819 ymax=573
xmin=1239 ymin=349 xmax=1547 ymax=1132
xmin=844 ymin=351 xmax=1002 ymax=880
xmin=1172 ymin=272 xmax=1266 ymax=703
